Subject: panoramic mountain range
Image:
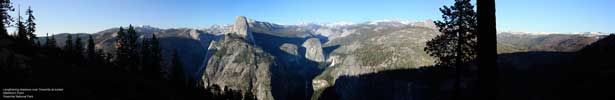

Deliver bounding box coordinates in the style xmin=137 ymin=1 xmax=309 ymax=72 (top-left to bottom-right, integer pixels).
xmin=38 ymin=16 xmax=613 ymax=100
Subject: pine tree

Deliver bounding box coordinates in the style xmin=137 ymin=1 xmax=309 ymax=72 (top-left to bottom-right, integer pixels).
xmin=125 ymin=25 xmax=137 ymax=51
xmin=64 ymin=34 xmax=75 ymax=62
xmin=426 ymin=0 xmax=477 ymax=66
xmin=151 ymin=34 xmax=162 ymax=79
xmin=115 ymin=27 xmax=129 ymax=69
xmin=65 ymin=34 xmax=73 ymax=51
xmin=74 ymin=35 xmax=84 ymax=58
xmin=25 ymin=6 xmax=35 ymax=41
xmin=125 ymin=25 xmax=139 ymax=72
xmin=0 ymin=0 xmax=13 ymax=38
xmin=126 ymin=25 xmax=138 ymax=50
xmin=424 ymin=0 xmax=477 ymax=99
xmin=15 ymin=9 xmax=26 ymax=41
xmin=87 ymin=35 xmax=97 ymax=63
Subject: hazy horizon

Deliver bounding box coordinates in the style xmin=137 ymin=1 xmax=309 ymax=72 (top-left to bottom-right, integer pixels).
xmin=10 ymin=0 xmax=615 ymax=35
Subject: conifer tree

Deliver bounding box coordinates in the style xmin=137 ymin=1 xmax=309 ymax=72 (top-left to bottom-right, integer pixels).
xmin=0 ymin=0 xmax=13 ymax=38
xmin=25 ymin=6 xmax=35 ymax=41
xmin=125 ymin=25 xmax=139 ymax=71
xmin=74 ymin=35 xmax=83 ymax=58
xmin=424 ymin=0 xmax=477 ymax=99
xmin=15 ymin=9 xmax=26 ymax=40
xmin=65 ymin=34 xmax=73 ymax=51
xmin=151 ymin=34 xmax=162 ymax=79
xmin=64 ymin=34 xmax=75 ymax=61
xmin=126 ymin=25 xmax=138 ymax=50
xmin=115 ymin=27 xmax=128 ymax=69
xmin=87 ymin=35 xmax=97 ymax=62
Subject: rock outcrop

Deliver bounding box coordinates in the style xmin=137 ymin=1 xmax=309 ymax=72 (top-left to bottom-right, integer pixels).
xmin=202 ymin=16 xmax=277 ymax=99
xmin=279 ymin=43 xmax=299 ymax=56
xmin=234 ymin=16 xmax=251 ymax=39
xmin=202 ymin=34 xmax=274 ymax=100
xmin=302 ymin=38 xmax=325 ymax=62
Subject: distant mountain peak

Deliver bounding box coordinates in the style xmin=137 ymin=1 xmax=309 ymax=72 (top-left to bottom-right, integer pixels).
xmin=233 ymin=16 xmax=251 ymax=39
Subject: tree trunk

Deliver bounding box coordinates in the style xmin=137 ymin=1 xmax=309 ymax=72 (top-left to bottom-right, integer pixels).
xmin=454 ymin=34 xmax=462 ymax=100
xmin=477 ymin=0 xmax=497 ymax=100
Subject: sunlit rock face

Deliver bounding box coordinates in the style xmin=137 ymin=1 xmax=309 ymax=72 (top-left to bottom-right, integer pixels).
xmin=202 ymin=34 xmax=275 ymax=100
xmin=234 ymin=16 xmax=250 ymax=39
xmin=280 ymin=43 xmax=299 ymax=56
xmin=302 ymin=38 xmax=325 ymax=62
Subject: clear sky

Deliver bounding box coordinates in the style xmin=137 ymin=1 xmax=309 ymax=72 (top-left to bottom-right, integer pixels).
xmin=10 ymin=0 xmax=615 ymax=36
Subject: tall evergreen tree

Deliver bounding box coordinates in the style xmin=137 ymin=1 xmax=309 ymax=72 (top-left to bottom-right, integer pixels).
xmin=64 ymin=34 xmax=75 ymax=61
xmin=0 ymin=0 xmax=13 ymax=39
xmin=15 ymin=9 xmax=26 ymax=40
xmin=115 ymin=27 xmax=129 ymax=70
xmin=25 ymin=6 xmax=35 ymax=41
xmin=424 ymin=0 xmax=477 ymax=99
xmin=65 ymin=34 xmax=73 ymax=51
xmin=126 ymin=25 xmax=138 ymax=50
xmin=151 ymin=34 xmax=162 ymax=79
xmin=74 ymin=35 xmax=84 ymax=58
xmin=87 ymin=35 xmax=97 ymax=62
xmin=125 ymin=25 xmax=139 ymax=71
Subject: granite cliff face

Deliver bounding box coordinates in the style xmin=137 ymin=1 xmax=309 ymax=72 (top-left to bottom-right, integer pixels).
xmin=302 ymin=38 xmax=325 ymax=62
xmin=234 ymin=16 xmax=252 ymax=40
xmin=279 ymin=43 xmax=299 ymax=56
xmin=202 ymin=16 xmax=329 ymax=100
xmin=201 ymin=16 xmax=276 ymax=100
xmin=202 ymin=33 xmax=274 ymax=100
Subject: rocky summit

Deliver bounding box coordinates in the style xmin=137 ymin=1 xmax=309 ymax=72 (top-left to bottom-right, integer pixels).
xmin=202 ymin=33 xmax=274 ymax=100
xmin=234 ymin=16 xmax=251 ymax=40
xmin=302 ymin=38 xmax=325 ymax=62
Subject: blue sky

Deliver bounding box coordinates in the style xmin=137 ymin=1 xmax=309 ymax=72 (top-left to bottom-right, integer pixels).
xmin=11 ymin=0 xmax=615 ymax=36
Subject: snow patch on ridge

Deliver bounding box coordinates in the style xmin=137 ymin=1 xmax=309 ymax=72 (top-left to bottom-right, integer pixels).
xmin=367 ymin=19 xmax=412 ymax=25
